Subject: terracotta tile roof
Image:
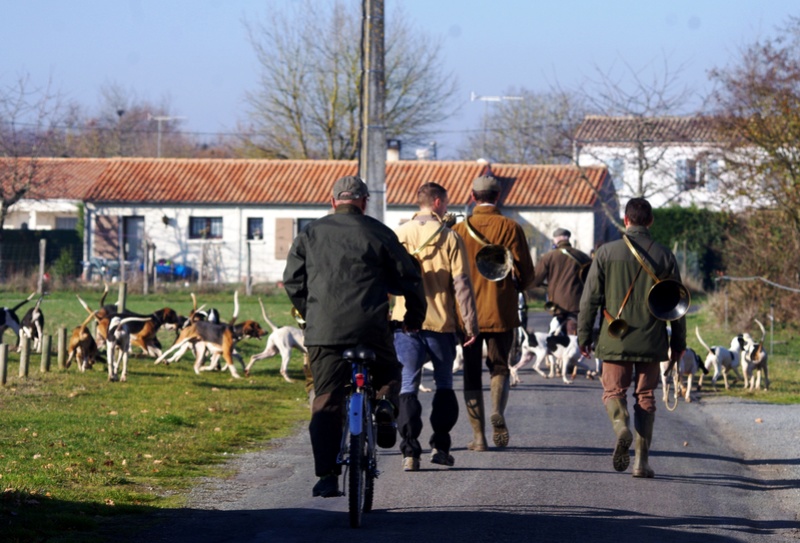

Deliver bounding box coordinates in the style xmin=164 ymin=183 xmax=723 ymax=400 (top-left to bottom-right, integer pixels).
xmin=574 ymin=115 xmax=722 ymax=145
xmin=0 ymin=157 xmax=104 ymax=200
xmin=388 ymin=161 xmax=607 ymax=207
xmin=6 ymin=157 xmax=608 ymax=208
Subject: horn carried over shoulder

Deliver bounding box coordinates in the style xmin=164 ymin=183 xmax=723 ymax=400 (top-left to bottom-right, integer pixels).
xmin=623 ymin=235 xmax=691 ymax=321
xmin=464 ymin=215 xmax=513 ymax=282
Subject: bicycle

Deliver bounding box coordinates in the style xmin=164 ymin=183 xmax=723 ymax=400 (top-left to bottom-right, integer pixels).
xmin=337 ymin=346 xmax=380 ymax=528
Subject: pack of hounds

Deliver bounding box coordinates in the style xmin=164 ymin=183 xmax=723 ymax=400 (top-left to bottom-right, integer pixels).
xmin=0 ymin=285 xmax=304 ymax=384
xmin=0 ymin=289 xmax=772 ymax=397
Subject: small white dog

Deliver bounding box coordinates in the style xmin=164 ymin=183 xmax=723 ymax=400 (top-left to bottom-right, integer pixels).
xmin=695 ymin=326 xmax=742 ymax=390
xmin=741 ymin=319 xmax=769 ymax=391
xmin=509 ymin=328 xmax=551 ymax=385
xmin=545 ymin=334 xmax=596 ymax=384
xmin=661 ymin=347 xmax=704 ymax=403
xmin=245 ymin=299 xmax=306 ymax=382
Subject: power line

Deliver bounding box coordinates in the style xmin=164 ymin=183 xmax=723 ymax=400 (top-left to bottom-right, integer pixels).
xmin=715 ymin=275 xmax=800 ymax=294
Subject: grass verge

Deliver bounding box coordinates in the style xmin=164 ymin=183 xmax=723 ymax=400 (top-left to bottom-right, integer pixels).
xmin=0 ymin=288 xmax=309 ymax=542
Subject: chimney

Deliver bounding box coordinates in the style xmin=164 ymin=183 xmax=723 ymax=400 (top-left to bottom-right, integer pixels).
xmin=386 ymin=139 xmax=401 ymax=162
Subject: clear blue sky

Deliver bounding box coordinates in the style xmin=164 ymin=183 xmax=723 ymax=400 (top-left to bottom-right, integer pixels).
xmin=3 ymin=0 xmax=797 ymax=158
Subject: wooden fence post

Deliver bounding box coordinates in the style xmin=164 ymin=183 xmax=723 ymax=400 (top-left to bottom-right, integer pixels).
xmin=246 ymin=241 xmax=253 ymax=296
xmin=57 ymin=327 xmax=67 ymax=370
xmin=38 ymin=239 xmax=47 ymax=295
xmin=41 ymin=335 xmax=52 ymax=372
xmin=0 ymin=344 xmax=7 ymax=385
xmin=117 ymin=282 xmax=127 ymax=313
xmin=19 ymin=338 xmax=30 ymax=378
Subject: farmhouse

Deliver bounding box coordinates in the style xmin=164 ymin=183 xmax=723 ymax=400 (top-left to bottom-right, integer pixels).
xmin=573 ymin=115 xmax=733 ymax=213
xmin=4 ymin=157 xmax=615 ymax=284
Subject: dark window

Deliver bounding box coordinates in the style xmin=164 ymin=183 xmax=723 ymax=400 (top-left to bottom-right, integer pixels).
xmin=189 ymin=217 xmax=222 ymax=239
xmin=676 ymin=158 xmax=698 ymax=190
xmin=247 ymin=217 xmax=263 ymax=240
xmin=56 ymin=217 xmax=78 ymax=230
xmin=297 ymin=218 xmax=315 ymax=233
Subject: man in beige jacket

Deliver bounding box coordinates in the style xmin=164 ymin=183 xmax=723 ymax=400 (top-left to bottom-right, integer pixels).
xmin=392 ymin=182 xmax=478 ymax=471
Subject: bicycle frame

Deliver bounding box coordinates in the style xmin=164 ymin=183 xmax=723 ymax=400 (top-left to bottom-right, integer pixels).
xmin=337 ymin=347 xmax=379 ymax=528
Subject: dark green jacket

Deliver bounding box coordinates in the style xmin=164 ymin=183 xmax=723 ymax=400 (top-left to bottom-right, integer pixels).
xmin=577 ymin=225 xmax=686 ymax=362
xmin=283 ymin=204 xmax=426 ymax=347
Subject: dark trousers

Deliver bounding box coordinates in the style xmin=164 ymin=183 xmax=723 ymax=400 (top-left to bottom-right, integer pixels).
xmin=462 ymin=330 xmax=514 ymax=392
xmin=307 ymin=337 xmax=401 ymax=477
xmin=600 ymin=360 xmax=660 ymax=414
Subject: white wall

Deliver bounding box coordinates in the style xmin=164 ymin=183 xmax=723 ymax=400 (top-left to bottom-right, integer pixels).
xmin=576 ymin=144 xmax=732 ymax=212
xmin=85 ymin=203 xmax=608 ymax=284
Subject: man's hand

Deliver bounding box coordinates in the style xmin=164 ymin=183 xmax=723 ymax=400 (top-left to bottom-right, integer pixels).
xmin=463 ymin=335 xmax=477 ymax=347
xmin=580 ymin=344 xmax=593 ymax=359
xmin=669 ymin=349 xmax=685 ymax=364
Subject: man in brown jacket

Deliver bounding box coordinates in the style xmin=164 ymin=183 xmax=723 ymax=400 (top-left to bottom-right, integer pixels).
xmin=532 ymin=228 xmax=592 ymax=335
xmin=452 ymin=175 xmax=535 ymax=450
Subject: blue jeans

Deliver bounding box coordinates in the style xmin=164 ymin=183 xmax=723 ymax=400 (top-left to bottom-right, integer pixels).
xmin=393 ymin=330 xmax=459 ymax=457
xmin=394 ymin=330 xmax=456 ymax=394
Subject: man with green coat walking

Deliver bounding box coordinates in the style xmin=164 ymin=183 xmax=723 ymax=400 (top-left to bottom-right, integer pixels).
xmin=577 ymin=197 xmax=686 ymax=478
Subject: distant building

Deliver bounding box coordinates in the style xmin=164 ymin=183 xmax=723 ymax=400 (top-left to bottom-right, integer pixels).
xmin=573 ymin=115 xmax=736 ymax=213
xmin=3 ymin=157 xmax=615 ymax=284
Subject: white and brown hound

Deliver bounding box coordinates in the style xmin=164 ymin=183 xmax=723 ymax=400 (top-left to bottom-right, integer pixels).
xmin=245 ymin=298 xmax=306 ymax=381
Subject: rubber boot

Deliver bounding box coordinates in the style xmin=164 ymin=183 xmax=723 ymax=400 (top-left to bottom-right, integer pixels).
xmin=632 ymin=410 xmax=655 ymax=478
xmin=489 ymin=374 xmax=510 ymax=448
xmin=605 ymin=398 xmax=632 ymax=472
xmin=463 ymin=390 xmax=487 ymax=451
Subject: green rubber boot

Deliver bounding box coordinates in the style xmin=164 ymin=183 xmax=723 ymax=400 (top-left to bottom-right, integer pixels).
xmin=632 ymin=410 xmax=655 ymax=478
xmin=605 ymin=398 xmax=633 ymax=472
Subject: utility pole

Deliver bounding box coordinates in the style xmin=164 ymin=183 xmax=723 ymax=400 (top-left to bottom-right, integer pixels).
xmin=148 ymin=114 xmax=185 ymax=158
xmin=359 ymin=0 xmax=386 ymax=222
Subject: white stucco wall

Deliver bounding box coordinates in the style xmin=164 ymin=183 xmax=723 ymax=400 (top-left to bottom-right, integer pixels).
xmin=576 ymin=144 xmax=732 ymax=212
xmin=84 ymin=202 xmax=611 ymax=285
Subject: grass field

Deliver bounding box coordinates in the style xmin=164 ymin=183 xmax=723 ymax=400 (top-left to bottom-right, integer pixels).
xmin=0 ymin=288 xmax=798 ymax=542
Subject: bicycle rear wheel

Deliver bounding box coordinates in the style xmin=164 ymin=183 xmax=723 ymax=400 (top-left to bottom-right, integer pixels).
xmin=363 ymin=432 xmax=376 ymax=513
xmin=348 ymin=430 xmax=366 ymax=528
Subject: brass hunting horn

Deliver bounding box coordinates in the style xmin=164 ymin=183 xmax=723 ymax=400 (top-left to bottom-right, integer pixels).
xmin=464 ymin=216 xmax=513 ymax=282
xmin=623 ymin=235 xmax=691 ymax=321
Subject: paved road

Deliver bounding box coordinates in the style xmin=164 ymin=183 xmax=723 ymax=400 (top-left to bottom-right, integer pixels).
xmin=125 ymin=314 xmax=800 ymax=543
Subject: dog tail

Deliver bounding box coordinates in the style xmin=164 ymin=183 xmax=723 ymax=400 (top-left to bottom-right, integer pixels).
xmin=258 ymin=298 xmax=279 ymax=332
xmin=694 ymin=326 xmax=713 ymax=356
xmin=229 ymin=290 xmax=240 ymax=326
xmin=77 ymin=295 xmax=98 ymax=318
xmin=10 ymin=292 xmax=35 ymax=312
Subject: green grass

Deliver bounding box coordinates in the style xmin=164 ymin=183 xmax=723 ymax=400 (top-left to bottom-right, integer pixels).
xmin=684 ymin=296 xmax=800 ymax=403
xmin=0 ymin=288 xmax=309 ymax=542
xmin=0 ymin=288 xmax=798 ymax=541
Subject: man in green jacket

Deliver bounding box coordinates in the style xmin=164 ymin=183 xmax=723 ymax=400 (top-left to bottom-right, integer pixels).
xmin=284 ymin=175 xmax=426 ymax=498
xmin=578 ymin=197 xmax=686 ymax=478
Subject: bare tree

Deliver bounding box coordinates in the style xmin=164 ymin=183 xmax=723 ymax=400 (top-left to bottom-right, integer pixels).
xmin=709 ymin=16 xmax=800 ymax=233
xmin=60 ymin=84 xmax=201 ymax=158
xmin=706 ymin=17 xmax=800 ymax=318
xmin=568 ymin=56 xmax=701 ymax=229
xmin=0 ymin=75 xmax=64 ymax=277
xmin=241 ymin=0 xmax=457 ymax=160
xmin=459 ymin=88 xmax=586 ymax=164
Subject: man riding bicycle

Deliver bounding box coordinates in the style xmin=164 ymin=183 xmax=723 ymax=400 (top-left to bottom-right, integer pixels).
xmin=283 ymin=175 xmax=426 ymax=498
